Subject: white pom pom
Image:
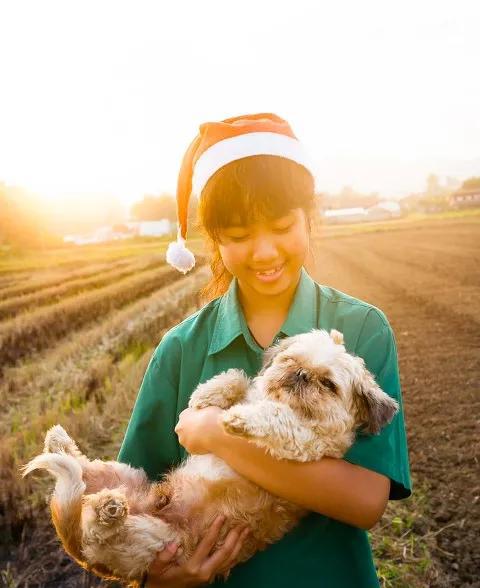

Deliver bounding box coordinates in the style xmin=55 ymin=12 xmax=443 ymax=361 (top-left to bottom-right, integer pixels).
xmin=166 ymin=237 xmax=196 ymax=274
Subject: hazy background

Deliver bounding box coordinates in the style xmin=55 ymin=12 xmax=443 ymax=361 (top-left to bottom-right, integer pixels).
xmin=0 ymin=0 xmax=479 ymax=225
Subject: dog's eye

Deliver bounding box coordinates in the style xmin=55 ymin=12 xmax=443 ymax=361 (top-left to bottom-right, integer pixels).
xmin=321 ymin=377 xmax=337 ymax=393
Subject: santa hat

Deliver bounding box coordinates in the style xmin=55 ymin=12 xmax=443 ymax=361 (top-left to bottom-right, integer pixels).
xmin=166 ymin=112 xmax=316 ymax=273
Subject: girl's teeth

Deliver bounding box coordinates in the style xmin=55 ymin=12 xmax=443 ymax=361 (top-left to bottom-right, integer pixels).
xmin=257 ymin=266 xmax=281 ymax=276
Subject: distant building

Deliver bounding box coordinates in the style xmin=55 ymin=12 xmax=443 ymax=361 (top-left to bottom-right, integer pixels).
xmin=322 ymin=207 xmax=368 ymax=224
xmin=321 ymin=201 xmax=401 ymax=224
xmin=63 ymin=225 xmax=129 ymax=245
xmin=365 ymin=200 xmax=402 ymax=221
xmin=449 ymin=187 xmax=480 ymax=209
xmin=63 ymin=219 xmax=173 ymax=245
xmin=126 ymin=220 xmax=173 ymax=237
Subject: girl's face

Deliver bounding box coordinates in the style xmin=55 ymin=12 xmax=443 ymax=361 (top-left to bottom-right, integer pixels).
xmin=217 ymin=208 xmax=310 ymax=298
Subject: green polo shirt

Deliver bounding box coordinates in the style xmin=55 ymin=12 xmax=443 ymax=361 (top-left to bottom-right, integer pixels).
xmin=118 ymin=267 xmax=411 ymax=587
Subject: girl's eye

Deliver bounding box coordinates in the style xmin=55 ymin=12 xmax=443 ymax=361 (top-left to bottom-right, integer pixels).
xmin=228 ymin=234 xmax=250 ymax=242
xmin=273 ymin=223 xmax=294 ymax=234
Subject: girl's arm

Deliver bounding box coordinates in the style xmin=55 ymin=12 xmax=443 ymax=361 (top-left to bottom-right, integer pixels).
xmin=175 ymin=407 xmax=390 ymax=530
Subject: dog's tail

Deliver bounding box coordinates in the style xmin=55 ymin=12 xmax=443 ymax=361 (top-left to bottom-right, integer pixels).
xmin=21 ymin=452 xmax=86 ymax=564
xmin=43 ymin=424 xmax=86 ymax=460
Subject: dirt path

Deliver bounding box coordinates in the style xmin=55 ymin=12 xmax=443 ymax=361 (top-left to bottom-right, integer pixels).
xmin=312 ymin=220 xmax=480 ymax=587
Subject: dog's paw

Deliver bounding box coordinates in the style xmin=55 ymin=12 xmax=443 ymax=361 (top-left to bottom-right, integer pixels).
xmin=189 ymin=369 xmax=249 ymax=410
xmin=222 ymin=410 xmax=251 ymax=437
xmin=95 ymin=491 xmax=129 ymax=526
xmin=188 ymin=391 xmax=215 ymax=410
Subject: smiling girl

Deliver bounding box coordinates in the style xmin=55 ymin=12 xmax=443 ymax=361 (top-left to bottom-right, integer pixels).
xmin=117 ymin=113 xmax=411 ymax=587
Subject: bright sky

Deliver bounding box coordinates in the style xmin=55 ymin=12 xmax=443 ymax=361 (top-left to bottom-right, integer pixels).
xmin=0 ymin=0 xmax=479 ymax=212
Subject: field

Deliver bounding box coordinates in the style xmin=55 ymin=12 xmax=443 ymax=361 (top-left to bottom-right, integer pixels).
xmin=1 ymin=216 xmax=479 ymax=587
xmin=314 ymin=215 xmax=479 ymax=587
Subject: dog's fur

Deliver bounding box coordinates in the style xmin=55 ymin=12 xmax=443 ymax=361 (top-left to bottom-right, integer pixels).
xmin=22 ymin=329 xmax=398 ymax=585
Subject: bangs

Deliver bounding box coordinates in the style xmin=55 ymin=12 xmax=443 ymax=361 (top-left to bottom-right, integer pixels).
xmin=197 ymin=155 xmax=315 ymax=239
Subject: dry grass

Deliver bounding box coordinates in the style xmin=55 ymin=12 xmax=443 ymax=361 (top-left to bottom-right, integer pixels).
xmin=0 ymin=256 xmax=134 ymax=298
xmin=0 ymin=253 xmax=166 ymax=320
xmin=0 ymin=264 xmax=187 ymax=372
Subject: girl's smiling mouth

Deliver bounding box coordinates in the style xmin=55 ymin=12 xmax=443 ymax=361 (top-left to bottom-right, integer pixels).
xmin=253 ymin=264 xmax=285 ymax=282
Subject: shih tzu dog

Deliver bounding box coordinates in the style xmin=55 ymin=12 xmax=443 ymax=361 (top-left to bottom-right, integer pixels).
xmin=22 ymin=329 xmax=398 ymax=586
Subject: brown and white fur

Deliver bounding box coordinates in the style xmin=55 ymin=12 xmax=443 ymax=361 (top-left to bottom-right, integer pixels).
xmin=22 ymin=329 xmax=398 ymax=585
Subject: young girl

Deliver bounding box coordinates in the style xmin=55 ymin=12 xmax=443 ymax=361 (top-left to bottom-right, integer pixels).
xmin=117 ymin=113 xmax=411 ymax=587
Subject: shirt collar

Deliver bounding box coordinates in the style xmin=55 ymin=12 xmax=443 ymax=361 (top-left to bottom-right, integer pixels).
xmin=208 ymin=267 xmax=318 ymax=356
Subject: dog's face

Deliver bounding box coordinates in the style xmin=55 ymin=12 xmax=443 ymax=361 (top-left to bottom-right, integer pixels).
xmin=259 ymin=329 xmax=398 ymax=434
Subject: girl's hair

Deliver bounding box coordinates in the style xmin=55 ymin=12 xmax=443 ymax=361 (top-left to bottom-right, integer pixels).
xmin=195 ymin=155 xmax=317 ymax=304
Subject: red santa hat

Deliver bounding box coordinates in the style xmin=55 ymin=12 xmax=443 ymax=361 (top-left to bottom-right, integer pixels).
xmin=166 ymin=112 xmax=316 ymax=273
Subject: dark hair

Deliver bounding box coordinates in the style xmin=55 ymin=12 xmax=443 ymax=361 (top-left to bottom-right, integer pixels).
xmin=195 ymin=155 xmax=317 ymax=304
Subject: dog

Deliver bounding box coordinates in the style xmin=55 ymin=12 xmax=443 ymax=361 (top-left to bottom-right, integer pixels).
xmin=22 ymin=328 xmax=398 ymax=586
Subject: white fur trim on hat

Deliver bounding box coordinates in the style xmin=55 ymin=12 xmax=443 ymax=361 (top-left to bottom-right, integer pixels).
xmin=192 ymin=131 xmax=315 ymax=197
xmin=166 ymin=230 xmax=196 ymax=274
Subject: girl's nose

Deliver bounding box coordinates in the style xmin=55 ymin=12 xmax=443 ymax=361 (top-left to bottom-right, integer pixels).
xmin=251 ymin=234 xmax=279 ymax=263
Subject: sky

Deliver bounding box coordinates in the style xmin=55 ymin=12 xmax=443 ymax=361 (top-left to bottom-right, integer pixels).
xmin=0 ymin=0 xmax=479 ymax=214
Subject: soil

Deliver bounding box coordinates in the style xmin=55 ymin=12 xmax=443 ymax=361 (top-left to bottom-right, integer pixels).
xmin=312 ymin=219 xmax=480 ymax=587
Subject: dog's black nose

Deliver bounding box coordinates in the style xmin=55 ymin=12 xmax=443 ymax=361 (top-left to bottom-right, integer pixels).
xmin=296 ymin=370 xmax=309 ymax=383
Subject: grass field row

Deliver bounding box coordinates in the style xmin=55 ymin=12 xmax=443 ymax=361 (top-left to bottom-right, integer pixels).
xmin=0 ymin=254 xmax=143 ymax=298
xmin=0 ymin=262 xmax=201 ymax=372
xmin=0 ymin=252 xmax=167 ymax=321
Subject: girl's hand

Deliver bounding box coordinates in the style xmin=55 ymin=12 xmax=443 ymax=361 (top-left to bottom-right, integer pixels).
xmin=145 ymin=514 xmax=250 ymax=587
xmin=175 ymin=406 xmax=224 ymax=455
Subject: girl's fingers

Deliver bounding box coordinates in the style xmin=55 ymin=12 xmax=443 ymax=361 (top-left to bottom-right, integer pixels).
xmin=188 ymin=514 xmax=226 ymax=566
xmin=216 ymin=527 xmax=250 ymax=575
xmin=148 ymin=541 xmax=179 ymax=575
xmin=202 ymin=524 xmax=246 ymax=577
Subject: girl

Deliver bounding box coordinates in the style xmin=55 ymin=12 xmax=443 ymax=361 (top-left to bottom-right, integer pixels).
xmin=117 ymin=113 xmax=411 ymax=587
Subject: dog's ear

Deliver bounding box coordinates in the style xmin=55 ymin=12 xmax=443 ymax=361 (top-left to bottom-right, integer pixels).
xmin=329 ymin=329 xmax=344 ymax=345
xmin=259 ymin=336 xmax=295 ymax=374
xmin=352 ymin=357 xmax=399 ymax=434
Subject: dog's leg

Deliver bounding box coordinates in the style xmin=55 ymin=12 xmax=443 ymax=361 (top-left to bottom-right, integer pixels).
xmin=188 ymin=368 xmax=250 ymax=410
xmin=222 ymin=401 xmax=324 ymax=461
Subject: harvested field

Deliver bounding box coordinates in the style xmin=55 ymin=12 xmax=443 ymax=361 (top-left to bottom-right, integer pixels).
xmin=312 ymin=217 xmax=480 ymax=587
xmin=0 ymin=254 xmax=167 ymax=318
xmin=0 ymin=256 xmax=138 ymax=300
xmin=0 ymin=217 xmax=478 ymax=587
xmin=0 ymin=264 xmax=185 ymax=372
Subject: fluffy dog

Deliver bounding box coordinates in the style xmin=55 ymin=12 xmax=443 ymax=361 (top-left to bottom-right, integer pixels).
xmin=22 ymin=329 xmax=398 ymax=586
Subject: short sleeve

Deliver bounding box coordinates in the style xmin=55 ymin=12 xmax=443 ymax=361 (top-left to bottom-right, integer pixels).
xmin=117 ymin=330 xmax=182 ymax=481
xmin=343 ymin=310 xmax=412 ymax=500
